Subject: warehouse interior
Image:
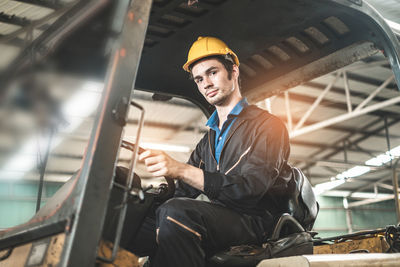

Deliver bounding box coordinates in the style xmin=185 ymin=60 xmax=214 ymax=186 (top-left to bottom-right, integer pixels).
xmin=0 ymin=0 xmax=400 ymax=266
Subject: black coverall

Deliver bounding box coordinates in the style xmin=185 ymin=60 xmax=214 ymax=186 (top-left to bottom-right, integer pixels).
xmin=129 ymin=105 xmax=293 ymax=267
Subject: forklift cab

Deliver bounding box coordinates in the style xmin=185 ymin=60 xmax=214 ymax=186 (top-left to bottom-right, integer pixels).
xmin=0 ymin=0 xmax=399 ymax=266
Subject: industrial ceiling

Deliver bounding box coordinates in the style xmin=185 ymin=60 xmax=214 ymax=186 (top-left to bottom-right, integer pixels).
xmin=0 ymin=0 xmax=399 ymax=208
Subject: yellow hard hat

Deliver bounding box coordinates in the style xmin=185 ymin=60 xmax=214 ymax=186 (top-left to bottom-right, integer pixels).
xmin=183 ymin=36 xmax=239 ymax=72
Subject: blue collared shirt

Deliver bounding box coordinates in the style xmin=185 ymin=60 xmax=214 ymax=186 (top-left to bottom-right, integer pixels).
xmin=206 ymin=98 xmax=249 ymax=164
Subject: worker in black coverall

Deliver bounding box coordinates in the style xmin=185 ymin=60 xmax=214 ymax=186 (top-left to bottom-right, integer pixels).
xmin=130 ymin=36 xmax=293 ymax=267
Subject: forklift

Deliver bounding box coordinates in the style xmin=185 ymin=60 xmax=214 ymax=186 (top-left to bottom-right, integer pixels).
xmin=0 ymin=0 xmax=400 ymax=266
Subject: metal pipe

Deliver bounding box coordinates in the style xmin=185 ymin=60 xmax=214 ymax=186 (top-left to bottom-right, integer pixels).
xmin=392 ymin=159 xmax=400 ymax=223
xmin=294 ymin=72 xmax=339 ymax=131
xmin=290 ymin=155 xmax=387 ymax=170
xmin=354 ymin=75 xmax=394 ymax=111
xmin=383 ymin=116 xmax=400 ymax=222
xmin=342 ymin=71 xmax=352 ymax=112
xmin=351 ymin=175 xmax=393 ymax=196
xmin=290 ymin=95 xmax=400 ymax=138
xmin=376 ymin=182 xmax=400 ymax=192
xmin=343 ymin=198 xmax=353 ymax=234
xmin=343 ymin=140 xmax=348 ymax=163
xmin=347 ymin=195 xmax=395 ymax=208
xmin=35 ymin=127 xmax=55 ymax=212
xmin=0 ymin=3 xmax=75 ymax=44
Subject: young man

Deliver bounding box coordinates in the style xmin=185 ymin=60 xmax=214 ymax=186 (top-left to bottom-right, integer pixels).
xmin=135 ymin=36 xmax=293 ymax=266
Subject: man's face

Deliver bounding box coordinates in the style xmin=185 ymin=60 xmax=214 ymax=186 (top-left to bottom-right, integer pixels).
xmin=191 ymin=58 xmax=237 ymax=106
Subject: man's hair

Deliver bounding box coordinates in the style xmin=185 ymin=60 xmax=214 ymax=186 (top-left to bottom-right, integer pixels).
xmin=188 ymin=55 xmax=241 ymax=89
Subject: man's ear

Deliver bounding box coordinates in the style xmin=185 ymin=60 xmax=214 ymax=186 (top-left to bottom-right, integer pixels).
xmin=232 ymin=64 xmax=240 ymax=80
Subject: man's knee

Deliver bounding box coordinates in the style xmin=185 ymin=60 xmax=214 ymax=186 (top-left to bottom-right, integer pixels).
xmin=156 ymin=198 xmax=204 ymax=243
xmin=157 ymin=197 xmax=200 ymax=219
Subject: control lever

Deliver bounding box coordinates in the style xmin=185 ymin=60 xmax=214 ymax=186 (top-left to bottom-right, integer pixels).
xmin=129 ymin=185 xmax=153 ymax=202
xmin=97 ymin=100 xmax=145 ymax=263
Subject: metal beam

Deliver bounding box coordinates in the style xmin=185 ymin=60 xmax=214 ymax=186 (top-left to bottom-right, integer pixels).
xmin=0 ymin=3 xmax=73 ymax=44
xmin=65 ymin=1 xmax=152 ymax=265
xmin=277 ymin=115 xmax=400 ymax=139
xmin=392 ymin=160 xmax=400 ymax=223
xmin=289 ymin=155 xmax=386 ymax=170
xmin=304 ymin=80 xmax=400 ymax=111
xmin=350 ymin=175 xmax=393 ymax=195
xmin=290 ymin=140 xmax=384 ymax=155
xmin=354 ymin=75 xmax=395 ymax=111
xmin=290 ymin=95 xmax=400 ymax=138
xmin=345 ymin=72 xmax=398 ymax=91
xmin=300 ymin=117 xmax=400 ymax=172
xmin=281 ymin=90 xmax=399 ymax=118
xmin=294 ymin=73 xmax=339 ymax=131
xmin=14 ymin=0 xmax=65 ymax=10
xmin=348 ymin=195 xmax=397 ymax=208
xmin=0 ymin=35 xmax=25 ymax=47
xmin=0 ymin=12 xmax=30 ymax=27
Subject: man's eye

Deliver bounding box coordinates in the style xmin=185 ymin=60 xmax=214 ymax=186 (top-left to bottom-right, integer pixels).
xmin=210 ymin=71 xmax=216 ymax=75
xmin=195 ymin=78 xmax=203 ymax=84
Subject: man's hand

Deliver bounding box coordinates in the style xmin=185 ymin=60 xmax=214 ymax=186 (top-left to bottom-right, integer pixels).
xmin=138 ymin=149 xmax=205 ymax=191
xmin=139 ymin=149 xmax=185 ymax=178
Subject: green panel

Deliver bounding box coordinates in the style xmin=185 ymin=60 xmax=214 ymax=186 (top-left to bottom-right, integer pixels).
xmin=13 ymin=183 xmax=38 ymax=197
xmin=0 ymin=181 xmax=63 ymax=228
xmin=0 ymin=182 xmax=9 ymax=196
xmin=316 ymin=231 xmax=347 ymax=238
xmin=316 ymin=196 xmax=343 ymax=208
xmin=0 ymin=200 xmax=36 ymax=228
xmin=313 ymin=208 xmax=347 ymax=229
xmin=352 ymin=209 xmax=397 ymax=230
xmin=313 ymin=196 xmax=398 ymax=239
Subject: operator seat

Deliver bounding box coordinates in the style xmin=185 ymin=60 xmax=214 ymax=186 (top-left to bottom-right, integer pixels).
xmin=208 ymin=167 xmax=318 ymax=267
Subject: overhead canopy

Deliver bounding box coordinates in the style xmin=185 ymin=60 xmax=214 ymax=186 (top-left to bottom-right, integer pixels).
xmin=1 ymin=0 xmax=399 ymax=115
xmin=135 ymin=0 xmax=400 ymax=114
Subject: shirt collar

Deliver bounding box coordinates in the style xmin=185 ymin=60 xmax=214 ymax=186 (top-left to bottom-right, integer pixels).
xmin=206 ymin=98 xmax=249 ymax=128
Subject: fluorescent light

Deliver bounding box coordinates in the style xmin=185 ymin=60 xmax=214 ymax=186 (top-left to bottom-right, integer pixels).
xmin=140 ymin=142 xmax=191 ymax=153
xmin=0 ymin=81 xmax=103 ymax=180
xmin=364 ymin=145 xmax=400 ymax=166
xmin=322 ymin=190 xmax=395 ymax=199
xmin=390 ymin=145 xmax=400 ymax=157
xmin=313 ymin=179 xmax=345 ymax=196
xmin=336 ymin=166 xmax=370 ymax=179
xmin=365 ymin=154 xmax=392 ymax=166
xmin=314 ymin=144 xmax=400 ymax=195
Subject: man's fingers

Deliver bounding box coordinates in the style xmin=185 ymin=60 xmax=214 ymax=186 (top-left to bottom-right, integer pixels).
xmin=138 ymin=149 xmax=151 ymax=161
xmin=144 ymin=155 xmax=165 ymax=166
xmin=139 ymin=149 xmax=162 ymax=161
xmin=152 ymin=169 xmax=167 ymax=177
xmin=138 ymin=149 xmax=174 ymax=178
xmin=146 ymin=162 xmax=165 ymax=173
xmin=146 ymin=163 xmax=168 ymax=177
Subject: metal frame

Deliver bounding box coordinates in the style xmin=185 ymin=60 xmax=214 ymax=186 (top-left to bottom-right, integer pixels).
xmin=0 ymin=0 xmax=109 ymax=91
xmin=287 ymin=69 xmax=399 ymax=138
xmin=0 ymin=2 xmax=76 ymax=45
xmin=61 ymin=1 xmax=152 ymax=265
xmin=0 ymin=0 xmax=153 ymax=266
